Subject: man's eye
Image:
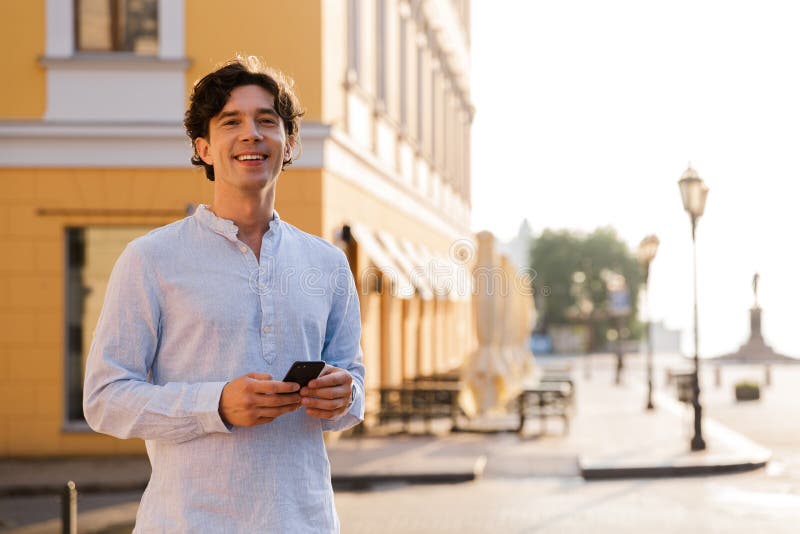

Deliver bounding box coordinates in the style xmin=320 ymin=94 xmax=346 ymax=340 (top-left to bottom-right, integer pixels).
xmin=223 ymin=120 xmax=238 ymax=126
xmin=260 ymin=118 xmax=276 ymax=125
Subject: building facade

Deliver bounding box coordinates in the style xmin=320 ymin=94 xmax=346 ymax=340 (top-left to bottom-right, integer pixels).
xmin=0 ymin=0 xmax=474 ymax=455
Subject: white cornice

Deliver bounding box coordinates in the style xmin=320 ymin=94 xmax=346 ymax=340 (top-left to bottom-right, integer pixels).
xmin=0 ymin=121 xmax=190 ymax=167
xmin=0 ymin=120 xmax=470 ymax=236
xmin=39 ymin=55 xmax=191 ymax=71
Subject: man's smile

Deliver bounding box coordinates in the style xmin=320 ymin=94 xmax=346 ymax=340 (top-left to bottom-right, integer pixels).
xmin=234 ymin=152 xmax=267 ymax=161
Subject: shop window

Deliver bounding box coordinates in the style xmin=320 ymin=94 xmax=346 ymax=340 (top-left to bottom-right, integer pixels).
xmin=75 ymin=0 xmax=159 ymax=54
xmin=65 ymin=226 xmax=152 ymax=424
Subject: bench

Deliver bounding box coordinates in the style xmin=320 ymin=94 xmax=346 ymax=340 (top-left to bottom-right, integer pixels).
xmin=514 ymin=382 xmax=572 ymax=435
xmin=539 ymin=375 xmax=575 ymax=407
xmin=376 ymin=382 xmax=463 ymax=432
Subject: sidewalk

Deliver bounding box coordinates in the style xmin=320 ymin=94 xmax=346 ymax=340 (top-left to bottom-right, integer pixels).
xmin=0 ymin=355 xmax=771 ymax=533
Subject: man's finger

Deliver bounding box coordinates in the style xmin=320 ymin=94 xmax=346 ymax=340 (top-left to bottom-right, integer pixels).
xmin=254 ymin=393 xmax=301 ymax=408
xmin=307 ymin=371 xmax=350 ymax=390
xmin=301 ymin=384 xmax=348 ymax=400
xmin=249 ymin=379 xmax=300 ymax=395
xmin=247 ymin=372 xmax=273 ymax=381
xmin=302 ymin=397 xmax=346 ymax=411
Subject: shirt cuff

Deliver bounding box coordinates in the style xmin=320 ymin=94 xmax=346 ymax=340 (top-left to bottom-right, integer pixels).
xmin=195 ymin=381 xmax=233 ymax=434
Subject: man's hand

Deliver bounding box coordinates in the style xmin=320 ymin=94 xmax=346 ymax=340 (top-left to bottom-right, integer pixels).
xmin=300 ymin=365 xmax=354 ymax=420
xmin=219 ymin=373 xmax=301 ymax=427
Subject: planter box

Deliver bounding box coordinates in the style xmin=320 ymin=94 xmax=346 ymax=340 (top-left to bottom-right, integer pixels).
xmin=735 ymin=384 xmax=760 ymax=401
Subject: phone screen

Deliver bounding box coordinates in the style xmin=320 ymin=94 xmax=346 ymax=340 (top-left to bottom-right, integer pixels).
xmin=282 ymin=361 xmax=325 ymax=388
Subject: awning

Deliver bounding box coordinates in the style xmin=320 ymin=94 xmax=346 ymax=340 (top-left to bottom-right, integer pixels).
xmin=349 ymin=223 xmax=472 ymax=301
xmin=349 ymin=224 xmax=415 ymax=299
xmin=376 ymin=231 xmax=434 ymax=300
xmin=415 ymin=242 xmax=472 ymax=301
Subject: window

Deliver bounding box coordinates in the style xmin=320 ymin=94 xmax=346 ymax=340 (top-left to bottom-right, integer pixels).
xmin=347 ymin=0 xmax=361 ymax=80
xmin=375 ymin=0 xmax=387 ymax=105
xmin=75 ymin=0 xmax=158 ymax=54
xmin=399 ymin=17 xmax=408 ymax=128
xmin=65 ymin=226 xmax=153 ymax=424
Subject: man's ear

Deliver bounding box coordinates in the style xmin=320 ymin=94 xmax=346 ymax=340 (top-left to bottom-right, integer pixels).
xmin=283 ymin=138 xmax=297 ymax=164
xmin=194 ymin=137 xmax=213 ymax=166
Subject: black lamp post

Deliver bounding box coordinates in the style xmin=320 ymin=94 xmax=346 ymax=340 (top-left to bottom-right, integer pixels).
xmin=678 ymin=165 xmax=709 ymax=451
xmin=637 ymin=234 xmax=659 ymax=411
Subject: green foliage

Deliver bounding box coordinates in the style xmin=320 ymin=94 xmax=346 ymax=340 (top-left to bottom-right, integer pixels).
xmin=528 ymin=226 xmax=643 ymax=349
xmin=734 ymin=381 xmax=760 ymax=401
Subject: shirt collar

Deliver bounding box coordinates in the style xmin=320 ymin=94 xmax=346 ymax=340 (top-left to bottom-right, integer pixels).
xmin=194 ymin=204 xmax=281 ymax=243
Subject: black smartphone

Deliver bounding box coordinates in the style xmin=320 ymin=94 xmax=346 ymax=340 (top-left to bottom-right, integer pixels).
xmin=282 ymin=361 xmax=326 ymax=388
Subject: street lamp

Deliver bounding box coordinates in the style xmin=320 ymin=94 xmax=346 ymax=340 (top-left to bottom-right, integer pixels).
xmin=603 ymin=270 xmax=630 ymax=385
xmin=678 ymin=165 xmax=709 ymax=451
xmin=637 ymin=234 xmax=659 ymax=411
xmin=567 ymin=271 xmax=595 ymax=379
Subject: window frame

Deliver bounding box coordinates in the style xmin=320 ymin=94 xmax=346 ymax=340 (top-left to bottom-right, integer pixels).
xmin=73 ymin=0 xmax=160 ymax=56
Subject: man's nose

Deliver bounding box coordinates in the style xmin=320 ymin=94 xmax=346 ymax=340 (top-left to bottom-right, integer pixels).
xmin=240 ymin=117 xmax=264 ymax=141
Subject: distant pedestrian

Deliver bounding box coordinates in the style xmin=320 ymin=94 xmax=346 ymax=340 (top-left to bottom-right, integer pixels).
xmin=83 ymin=56 xmax=364 ymax=533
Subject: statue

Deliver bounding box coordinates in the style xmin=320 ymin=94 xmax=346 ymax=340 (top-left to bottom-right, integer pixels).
xmin=712 ymin=272 xmax=796 ymax=363
xmin=752 ymin=272 xmax=760 ymax=308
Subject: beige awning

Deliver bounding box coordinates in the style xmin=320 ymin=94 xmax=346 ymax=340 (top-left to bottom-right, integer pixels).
xmin=398 ymin=239 xmax=450 ymax=299
xmin=376 ymin=231 xmax=434 ymax=300
xmin=415 ymin=242 xmax=472 ymax=301
xmin=349 ymin=224 xmax=415 ymax=298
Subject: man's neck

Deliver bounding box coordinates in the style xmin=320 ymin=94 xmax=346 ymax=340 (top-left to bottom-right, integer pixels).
xmin=210 ymin=183 xmax=276 ymax=241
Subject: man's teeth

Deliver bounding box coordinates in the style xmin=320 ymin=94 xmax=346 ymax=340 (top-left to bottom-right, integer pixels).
xmin=235 ymin=154 xmax=266 ymax=161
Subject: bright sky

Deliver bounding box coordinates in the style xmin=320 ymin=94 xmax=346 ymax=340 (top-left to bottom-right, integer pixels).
xmin=470 ymin=0 xmax=799 ymax=358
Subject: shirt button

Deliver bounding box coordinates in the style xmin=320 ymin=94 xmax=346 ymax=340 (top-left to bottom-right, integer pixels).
xmin=263 ymin=325 xmax=271 ymax=334
xmin=239 ymin=245 xmax=247 ymax=253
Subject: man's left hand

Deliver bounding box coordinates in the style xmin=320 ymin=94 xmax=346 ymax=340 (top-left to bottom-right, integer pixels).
xmin=300 ymin=365 xmax=353 ymax=420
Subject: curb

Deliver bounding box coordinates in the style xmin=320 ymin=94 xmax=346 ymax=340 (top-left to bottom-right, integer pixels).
xmin=579 ymin=388 xmax=772 ymax=481
xmin=332 ymin=455 xmax=487 ymax=489
xmin=580 ymin=457 xmax=770 ymax=480
xmin=1 ymin=456 xmax=488 ymax=497
xmin=0 ymin=481 xmax=147 ymax=498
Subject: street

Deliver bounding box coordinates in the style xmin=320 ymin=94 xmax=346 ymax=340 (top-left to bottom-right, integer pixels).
xmin=335 ymin=355 xmax=800 ymax=534
xmin=2 ymin=355 xmax=798 ymax=533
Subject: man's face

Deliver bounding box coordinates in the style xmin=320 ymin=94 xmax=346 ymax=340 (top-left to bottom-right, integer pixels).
xmin=195 ymin=84 xmax=292 ymax=193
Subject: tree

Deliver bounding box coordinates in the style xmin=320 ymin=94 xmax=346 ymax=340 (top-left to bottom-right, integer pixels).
xmin=529 ymin=227 xmax=642 ymax=350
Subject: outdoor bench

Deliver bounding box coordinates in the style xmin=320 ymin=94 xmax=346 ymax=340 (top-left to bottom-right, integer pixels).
xmin=375 ymin=381 xmax=463 ymax=432
xmin=514 ymin=382 xmax=572 ymax=435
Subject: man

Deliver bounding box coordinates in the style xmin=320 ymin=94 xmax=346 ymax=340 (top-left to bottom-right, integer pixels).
xmin=83 ymin=56 xmax=364 ymax=532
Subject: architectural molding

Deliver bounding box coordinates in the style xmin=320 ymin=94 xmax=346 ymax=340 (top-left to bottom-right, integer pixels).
xmin=39 ymin=55 xmax=190 ymax=71
xmin=0 ymin=120 xmax=469 ymax=235
xmin=0 ymin=121 xmax=190 ymax=167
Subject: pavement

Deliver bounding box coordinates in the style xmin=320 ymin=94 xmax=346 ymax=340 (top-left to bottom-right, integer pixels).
xmin=0 ymin=354 xmax=772 ymax=533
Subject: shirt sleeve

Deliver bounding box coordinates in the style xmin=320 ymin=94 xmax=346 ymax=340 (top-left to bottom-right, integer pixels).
xmin=320 ymin=253 xmax=365 ymax=432
xmin=83 ymin=241 xmax=231 ymax=443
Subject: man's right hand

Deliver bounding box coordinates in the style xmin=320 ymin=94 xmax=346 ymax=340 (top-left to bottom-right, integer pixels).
xmin=219 ymin=373 xmax=302 ymax=427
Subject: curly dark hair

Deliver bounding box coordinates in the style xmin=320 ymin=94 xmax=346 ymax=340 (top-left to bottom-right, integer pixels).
xmin=184 ymin=56 xmax=305 ymax=181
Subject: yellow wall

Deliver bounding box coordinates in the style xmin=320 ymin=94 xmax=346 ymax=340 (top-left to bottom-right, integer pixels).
xmin=0 ymin=0 xmax=46 ymax=118
xmin=275 ymin=168 xmax=324 ymax=235
xmin=185 ymin=0 xmax=324 ymax=122
xmin=401 ymin=298 xmax=421 ymax=380
xmin=381 ymin=290 xmax=404 ymax=386
xmin=0 ymin=167 xmax=213 ymax=456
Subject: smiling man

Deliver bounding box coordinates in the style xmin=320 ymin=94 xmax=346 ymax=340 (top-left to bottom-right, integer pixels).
xmin=83 ymin=57 xmax=365 ymax=533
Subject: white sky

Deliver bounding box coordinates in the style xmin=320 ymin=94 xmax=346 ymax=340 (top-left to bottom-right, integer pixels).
xmin=470 ymin=0 xmax=799 ymax=358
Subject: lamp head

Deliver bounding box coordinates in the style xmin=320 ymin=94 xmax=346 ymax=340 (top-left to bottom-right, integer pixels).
xmin=678 ymin=165 xmax=709 ymax=219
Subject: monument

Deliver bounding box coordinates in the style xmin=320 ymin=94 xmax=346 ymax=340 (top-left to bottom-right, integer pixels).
xmin=713 ymin=273 xmax=797 ymax=363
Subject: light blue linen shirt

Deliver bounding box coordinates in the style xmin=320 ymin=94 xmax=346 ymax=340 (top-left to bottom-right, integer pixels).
xmin=83 ymin=205 xmax=364 ymax=533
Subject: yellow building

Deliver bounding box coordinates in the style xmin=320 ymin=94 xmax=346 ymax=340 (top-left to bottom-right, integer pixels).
xmin=0 ymin=0 xmax=473 ymax=456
